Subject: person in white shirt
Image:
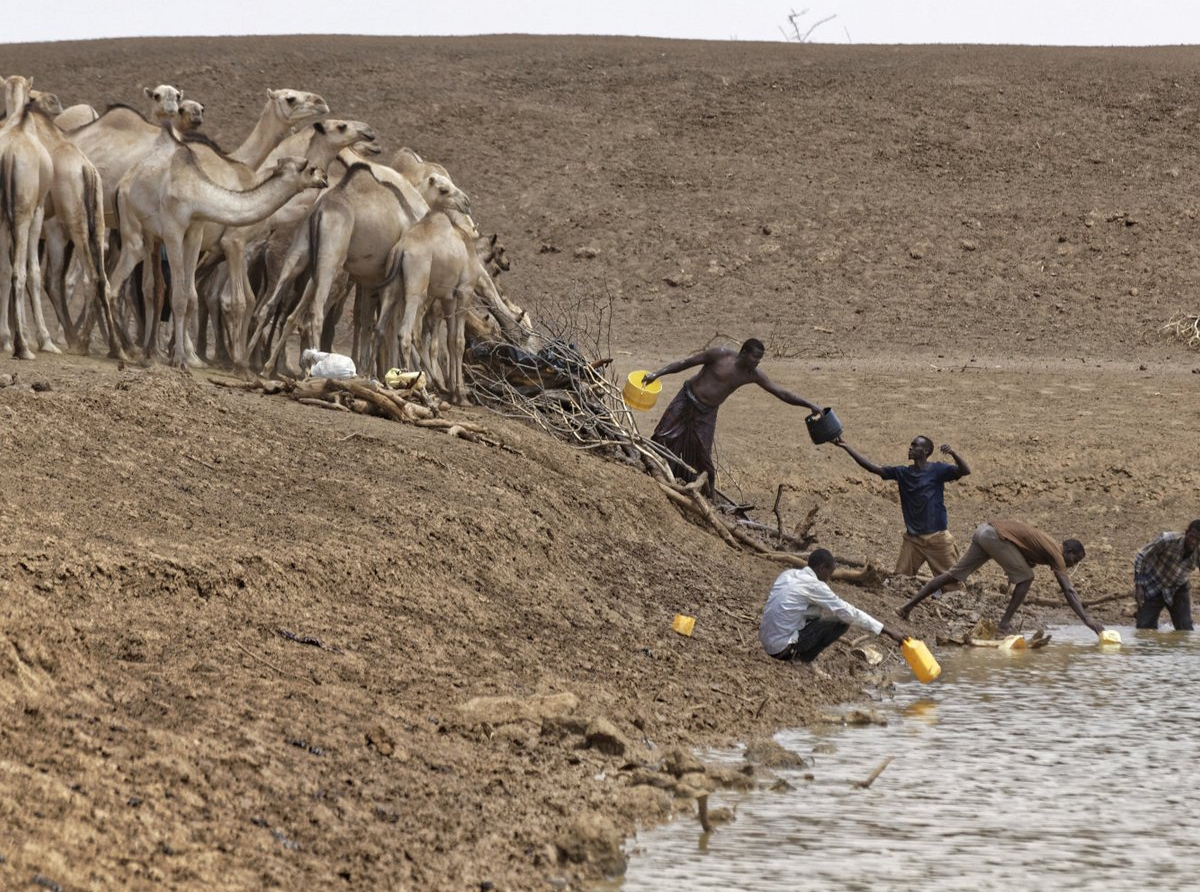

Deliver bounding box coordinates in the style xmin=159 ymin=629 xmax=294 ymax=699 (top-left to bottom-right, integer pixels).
xmin=760 ymin=549 xmax=905 ymax=662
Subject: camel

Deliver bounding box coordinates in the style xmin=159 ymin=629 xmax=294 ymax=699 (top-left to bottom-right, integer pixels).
xmin=176 ymin=99 xmax=205 ymax=133
xmin=107 ymin=125 xmax=326 ymax=369
xmin=16 ymin=103 xmax=127 ymax=359
xmin=0 ymin=75 xmax=55 ymax=359
xmin=228 ymin=89 xmax=329 ymax=169
xmin=371 ymin=185 xmax=492 ymax=404
xmin=390 ymin=146 xmax=454 ymax=187
xmin=54 ymin=104 xmax=98 ymax=131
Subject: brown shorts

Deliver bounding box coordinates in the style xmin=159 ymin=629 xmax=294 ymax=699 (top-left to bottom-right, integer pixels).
xmin=948 ymin=522 xmax=1035 ymax=585
xmin=895 ymin=529 xmax=962 ymax=590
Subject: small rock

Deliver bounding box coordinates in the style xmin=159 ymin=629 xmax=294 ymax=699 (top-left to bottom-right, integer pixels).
xmin=662 ymin=748 xmax=705 ymax=778
xmin=584 ymin=718 xmax=629 ymax=757
xmin=743 ymin=738 xmax=810 ymax=769
xmin=960 ymin=239 xmax=977 ymax=251
xmin=31 ymin=381 xmax=52 ymax=392
xmin=555 ymin=813 xmax=626 ymax=876
xmin=365 ymin=725 xmax=395 ymax=757
xmin=0 ymin=373 xmax=14 ymax=388
xmin=574 ymin=246 xmax=599 ymax=259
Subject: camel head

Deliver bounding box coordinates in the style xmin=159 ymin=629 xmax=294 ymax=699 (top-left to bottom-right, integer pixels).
xmin=352 ymin=138 xmax=382 ymax=157
xmin=176 ymin=98 xmax=205 ymax=132
xmin=270 ymin=156 xmax=328 ymax=192
xmin=2 ymin=75 xmax=34 ymax=118
xmin=143 ymin=84 xmax=183 ymax=121
xmin=421 ymin=173 xmax=471 ymax=217
xmin=313 ymin=119 xmax=377 ymax=152
xmin=476 ymin=233 xmax=511 ymax=277
xmin=29 ymin=89 xmax=64 ymax=117
xmin=266 ymin=89 xmax=329 ymax=128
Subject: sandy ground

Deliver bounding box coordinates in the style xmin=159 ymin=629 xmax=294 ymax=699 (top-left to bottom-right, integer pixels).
xmin=1 ymin=34 xmax=1199 ymax=890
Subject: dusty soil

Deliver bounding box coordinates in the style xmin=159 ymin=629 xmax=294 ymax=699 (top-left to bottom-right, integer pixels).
xmin=2 ymin=34 xmax=1200 ymax=891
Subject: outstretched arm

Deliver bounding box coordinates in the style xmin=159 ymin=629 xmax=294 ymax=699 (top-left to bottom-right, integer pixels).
xmin=641 ymin=348 xmax=714 ymax=385
xmin=833 ymin=437 xmax=885 ymax=477
xmin=1056 ymin=570 xmax=1104 ymax=635
xmin=940 ymin=444 xmax=971 ymax=477
xmin=753 ymin=370 xmax=820 ymax=412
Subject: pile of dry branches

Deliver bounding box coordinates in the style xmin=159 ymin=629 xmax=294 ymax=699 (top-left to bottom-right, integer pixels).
xmin=1162 ymin=312 xmax=1200 ymax=349
xmin=210 ymin=375 xmax=514 ymax=450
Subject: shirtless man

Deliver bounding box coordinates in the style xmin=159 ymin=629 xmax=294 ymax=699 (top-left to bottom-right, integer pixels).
xmin=641 ymin=338 xmax=820 ymax=495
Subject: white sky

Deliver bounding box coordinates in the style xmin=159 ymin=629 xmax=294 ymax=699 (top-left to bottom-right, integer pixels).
xmin=5 ymin=1 xmax=1200 ymax=46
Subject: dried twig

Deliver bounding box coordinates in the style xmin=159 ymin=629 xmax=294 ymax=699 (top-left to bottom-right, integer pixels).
xmin=852 ymin=756 xmax=894 ymax=789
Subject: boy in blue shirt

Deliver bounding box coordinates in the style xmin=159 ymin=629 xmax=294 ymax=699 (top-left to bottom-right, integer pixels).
xmin=834 ymin=435 xmax=971 ymax=588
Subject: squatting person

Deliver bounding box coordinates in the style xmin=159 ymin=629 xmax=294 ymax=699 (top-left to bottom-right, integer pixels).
xmin=641 ymin=338 xmax=820 ymax=496
xmin=1133 ymin=519 xmax=1200 ymax=630
xmin=834 ymin=435 xmax=970 ymax=589
xmin=898 ymin=519 xmax=1105 ymax=636
xmin=760 ymin=548 xmax=906 ymax=663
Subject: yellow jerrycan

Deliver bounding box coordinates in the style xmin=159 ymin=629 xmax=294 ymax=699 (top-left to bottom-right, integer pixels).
xmin=901 ymin=638 xmax=941 ymax=683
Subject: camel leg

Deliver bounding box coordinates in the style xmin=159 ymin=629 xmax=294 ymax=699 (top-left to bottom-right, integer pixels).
xmin=0 ymin=222 xmax=13 ymax=356
xmin=450 ymin=290 xmax=472 ymax=404
xmin=24 ymin=206 xmax=60 ymax=355
xmin=9 ymin=216 xmax=38 ymax=360
xmin=42 ymin=218 xmax=81 ymax=351
xmin=165 ymin=227 xmax=204 ymax=371
xmin=248 ymin=227 xmax=309 ymax=356
xmin=319 ymin=284 xmax=348 ymax=353
xmin=264 ymin=279 xmax=315 ymax=378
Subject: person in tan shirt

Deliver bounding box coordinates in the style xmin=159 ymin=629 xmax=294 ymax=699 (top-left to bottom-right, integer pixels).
xmin=897 ymin=519 xmax=1105 ymax=636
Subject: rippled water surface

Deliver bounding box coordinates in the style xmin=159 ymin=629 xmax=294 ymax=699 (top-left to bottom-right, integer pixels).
xmin=610 ymin=625 xmax=1200 ymax=891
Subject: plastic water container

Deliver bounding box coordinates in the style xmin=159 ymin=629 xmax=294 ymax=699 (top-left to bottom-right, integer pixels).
xmin=901 ymin=638 xmax=941 ymax=683
xmin=671 ymin=614 xmax=696 ymax=637
xmin=1099 ymin=629 xmax=1122 ymax=646
xmin=623 ymin=370 xmax=662 ymax=411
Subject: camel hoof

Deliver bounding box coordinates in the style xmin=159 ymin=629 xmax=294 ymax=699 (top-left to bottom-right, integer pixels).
xmin=16 ymin=348 xmax=36 ymax=361
xmin=39 ymin=340 xmax=63 ymax=355
xmin=185 ymin=354 xmax=208 ymax=370
xmin=66 ymin=341 xmax=91 ymax=356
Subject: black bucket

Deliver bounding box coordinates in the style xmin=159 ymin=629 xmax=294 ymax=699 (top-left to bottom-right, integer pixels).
xmin=805 ymin=407 xmax=843 ymax=445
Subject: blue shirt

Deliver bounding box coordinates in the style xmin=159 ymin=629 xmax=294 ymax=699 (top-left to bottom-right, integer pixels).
xmin=879 ymin=462 xmax=963 ymax=536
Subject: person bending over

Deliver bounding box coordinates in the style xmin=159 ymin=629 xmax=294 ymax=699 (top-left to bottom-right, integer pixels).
xmin=898 ymin=519 xmax=1104 ymax=636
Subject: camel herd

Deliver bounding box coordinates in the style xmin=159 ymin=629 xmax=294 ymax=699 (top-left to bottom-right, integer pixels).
xmin=0 ymin=75 xmax=527 ymax=402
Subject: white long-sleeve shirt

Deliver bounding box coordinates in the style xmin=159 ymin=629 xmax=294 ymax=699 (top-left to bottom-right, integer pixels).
xmin=759 ymin=566 xmax=884 ymax=656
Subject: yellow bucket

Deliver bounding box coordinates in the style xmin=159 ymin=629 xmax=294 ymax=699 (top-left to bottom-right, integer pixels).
xmin=623 ymin=370 xmax=662 ymax=411
xmin=1099 ymin=629 xmax=1122 ymax=646
xmin=671 ymin=614 xmax=696 ymax=637
xmin=901 ymin=638 xmax=941 ymax=683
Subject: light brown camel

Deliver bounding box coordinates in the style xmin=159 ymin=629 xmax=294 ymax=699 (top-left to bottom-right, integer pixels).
xmin=229 ymin=89 xmax=329 ymax=169
xmin=54 ymin=104 xmax=98 ymax=131
xmin=389 ymin=146 xmax=454 ymax=187
xmin=372 ymin=186 xmax=492 ymax=404
xmin=18 ymin=104 xmax=127 ymax=359
xmin=0 ymin=75 xmax=53 ymax=359
xmin=107 ymin=126 xmax=326 ymax=369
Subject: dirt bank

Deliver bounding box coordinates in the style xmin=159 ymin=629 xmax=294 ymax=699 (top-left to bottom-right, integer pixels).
xmin=1 ymin=35 xmax=1198 ymax=891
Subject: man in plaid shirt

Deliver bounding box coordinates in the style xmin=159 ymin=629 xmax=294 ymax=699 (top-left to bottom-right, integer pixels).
xmin=1133 ymin=520 xmax=1200 ymax=630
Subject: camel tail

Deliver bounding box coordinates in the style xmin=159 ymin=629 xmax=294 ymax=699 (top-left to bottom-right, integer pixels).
xmin=83 ymin=166 xmax=104 ymax=276
xmin=0 ymin=152 xmax=16 ymax=235
xmin=380 ymin=245 xmax=405 ymax=289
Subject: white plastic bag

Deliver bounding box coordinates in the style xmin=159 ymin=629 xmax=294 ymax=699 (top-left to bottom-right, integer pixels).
xmin=301 ymin=348 xmax=356 ymax=380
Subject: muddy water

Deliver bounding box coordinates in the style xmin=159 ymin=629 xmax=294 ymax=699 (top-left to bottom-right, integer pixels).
xmin=611 ymin=625 xmax=1198 ymax=891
